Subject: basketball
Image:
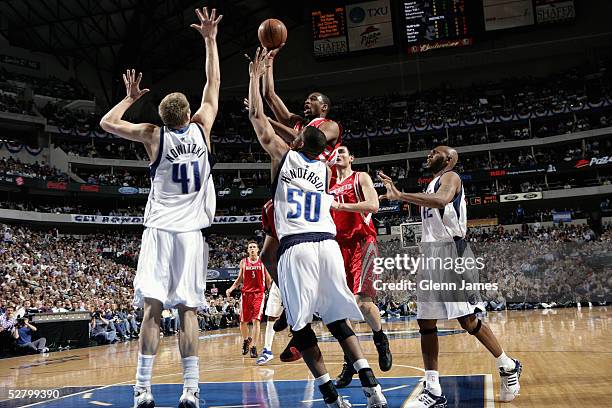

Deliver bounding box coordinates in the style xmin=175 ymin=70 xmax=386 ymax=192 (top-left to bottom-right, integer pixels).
xmin=258 ymin=18 xmax=287 ymax=50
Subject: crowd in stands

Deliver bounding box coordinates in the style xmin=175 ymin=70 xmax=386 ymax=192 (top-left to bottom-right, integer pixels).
xmin=59 ymin=141 xmax=148 ymax=161
xmin=378 ymin=223 xmax=611 ymax=309
xmin=0 ymin=92 xmax=35 ymax=116
xmin=0 ymin=200 xmax=144 ymax=216
xmin=0 ymin=68 xmax=91 ymax=100
xmin=214 ymin=171 xmax=271 ymax=190
xmin=0 ymin=218 xmax=608 ymax=356
xmin=1 ymin=61 xmax=610 ymax=165
xmin=0 ymin=157 xmax=68 ymax=181
xmin=0 ymin=225 xmax=246 ymax=356
xmin=76 ymin=168 xmax=149 ymax=188
xmin=0 ymin=197 xmax=268 ymax=218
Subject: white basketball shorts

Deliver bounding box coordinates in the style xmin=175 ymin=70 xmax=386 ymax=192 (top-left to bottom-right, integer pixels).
xmin=265 ymin=283 xmax=283 ymax=318
xmin=133 ymin=227 xmax=208 ymax=309
xmin=416 ymin=239 xmax=478 ymax=320
xmin=416 ymin=301 xmax=476 ymax=320
xmin=277 ymin=239 xmax=363 ymax=331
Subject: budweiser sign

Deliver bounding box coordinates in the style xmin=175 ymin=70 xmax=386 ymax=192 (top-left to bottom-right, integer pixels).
xmin=408 ymin=38 xmax=473 ymax=54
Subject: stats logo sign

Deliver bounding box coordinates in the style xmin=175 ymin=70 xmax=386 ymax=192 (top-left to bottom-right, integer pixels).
xmin=346 ymin=0 xmax=394 ymax=51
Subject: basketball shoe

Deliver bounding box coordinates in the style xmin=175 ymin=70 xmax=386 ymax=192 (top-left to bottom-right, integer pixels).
xmin=250 ymin=346 xmax=258 ymax=358
xmin=499 ymin=359 xmax=522 ymax=402
xmin=373 ymin=331 xmax=392 ymax=372
xmin=242 ymin=337 xmax=252 ymax=355
xmin=256 ymin=348 xmax=274 ymax=365
xmin=279 ymin=337 xmax=302 ymax=362
xmin=404 ymin=388 xmax=447 ymax=408
xmin=363 ymin=384 xmax=388 ymax=408
xmin=335 ymin=355 xmax=356 ymax=388
xmin=326 ymin=395 xmax=352 ymax=408
xmin=133 ymin=387 xmax=154 ymax=408
xmin=178 ymin=388 xmax=199 ymax=408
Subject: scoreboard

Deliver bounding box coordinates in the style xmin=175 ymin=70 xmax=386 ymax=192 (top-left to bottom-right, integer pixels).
xmin=312 ymin=7 xmax=346 ymax=40
xmin=311 ymin=1 xmax=573 ymax=57
xmin=403 ymin=0 xmax=477 ymax=53
xmin=311 ymin=1 xmax=395 ymax=57
xmin=312 ymin=6 xmax=349 ymax=57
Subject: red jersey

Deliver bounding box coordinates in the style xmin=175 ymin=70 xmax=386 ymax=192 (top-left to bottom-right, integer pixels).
xmin=261 ymin=199 xmax=276 ymax=238
xmin=241 ymin=257 xmax=265 ymax=293
xmin=329 ymin=171 xmax=377 ymax=243
xmin=293 ymin=117 xmax=342 ymax=164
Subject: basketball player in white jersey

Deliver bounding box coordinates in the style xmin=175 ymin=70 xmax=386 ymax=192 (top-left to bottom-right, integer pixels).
xmin=248 ymin=47 xmax=387 ymax=408
xmin=378 ymin=146 xmax=522 ymax=407
xmin=99 ymin=7 xmax=221 ymax=408
xmin=253 ymin=45 xmax=344 ymax=362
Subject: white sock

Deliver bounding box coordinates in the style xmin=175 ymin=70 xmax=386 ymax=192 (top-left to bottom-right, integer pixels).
xmin=182 ymin=356 xmax=199 ymax=390
xmin=314 ymin=373 xmax=331 ymax=387
xmin=425 ymin=370 xmax=442 ymax=396
xmin=135 ymin=353 xmax=155 ymax=390
xmin=353 ymin=358 xmax=370 ymax=372
xmin=264 ymin=321 xmax=275 ymax=351
xmin=496 ymin=351 xmax=515 ymax=371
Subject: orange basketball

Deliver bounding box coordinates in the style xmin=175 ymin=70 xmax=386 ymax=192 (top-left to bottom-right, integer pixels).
xmin=258 ymin=19 xmax=287 ymax=50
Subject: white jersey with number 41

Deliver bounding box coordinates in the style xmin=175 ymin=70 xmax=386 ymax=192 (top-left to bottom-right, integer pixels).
xmin=144 ymin=123 xmax=215 ymax=232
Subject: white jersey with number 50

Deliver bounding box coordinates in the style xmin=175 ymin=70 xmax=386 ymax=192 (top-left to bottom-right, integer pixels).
xmin=144 ymin=123 xmax=215 ymax=232
xmin=273 ymin=150 xmax=336 ymax=240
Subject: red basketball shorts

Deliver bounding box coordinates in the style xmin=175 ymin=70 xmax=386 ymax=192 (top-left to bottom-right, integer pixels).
xmin=240 ymin=292 xmax=265 ymax=323
xmin=339 ymin=235 xmax=379 ymax=299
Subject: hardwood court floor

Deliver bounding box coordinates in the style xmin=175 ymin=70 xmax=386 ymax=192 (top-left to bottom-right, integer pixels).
xmin=0 ymin=307 xmax=610 ymax=407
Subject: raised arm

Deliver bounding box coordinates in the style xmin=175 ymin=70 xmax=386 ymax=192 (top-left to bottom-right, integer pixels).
xmin=262 ymin=47 xmax=301 ymax=127
xmin=267 ymin=115 xmax=339 ymax=151
xmin=378 ymin=171 xmax=461 ymax=209
xmin=99 ymin=69 xmax=158 ymax=159
xmin=190 ymin=7 xmax=222 ymax=148
xmin=268 ymin=117 xmax=300 ymax=145
xmin=332 ymin=172 xmax=379 ymax=213
xmin=248 ymin=48 xmax=289 ymax=166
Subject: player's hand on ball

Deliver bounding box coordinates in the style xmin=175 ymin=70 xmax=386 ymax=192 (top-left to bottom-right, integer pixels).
xmin=266 ymin=43 xmax=285 ymax=64
xmin=123 ymin=69 xmax=149 ymax=101
xmin=378 ymin=171 xmax=402 ymax=201
xmin=191 ymin=7 xmax=223 ymax=39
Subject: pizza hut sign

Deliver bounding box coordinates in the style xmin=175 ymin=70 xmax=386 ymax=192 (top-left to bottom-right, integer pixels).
xmin=589 ymin=156 xmax=612 ymax=166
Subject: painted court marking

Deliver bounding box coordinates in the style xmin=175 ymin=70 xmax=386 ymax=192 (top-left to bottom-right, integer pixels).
xmin=16 ymin=375 xmax=490 ymax=408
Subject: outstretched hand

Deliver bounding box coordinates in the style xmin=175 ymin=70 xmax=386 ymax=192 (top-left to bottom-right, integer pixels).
xmin=248 ymin=47 xmax=268 ymax=79
xmin=191 ymin=7 xmax=223 ymax=39
xmin=378 ymin=171 xmax=402 ymax=201
xmin=123 ymin=69 xmax=149 ymax=101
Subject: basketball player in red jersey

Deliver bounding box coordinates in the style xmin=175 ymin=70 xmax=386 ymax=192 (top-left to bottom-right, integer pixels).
xmin=254 ymin=46 xmax=342 ymax=279
xmin=262 ymin=46 xmax=342 ymax=164
xmin=329 ymin=146 xmax=392 ymax=388
xmin=226 ymin=241 xmax=271 ymax=358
